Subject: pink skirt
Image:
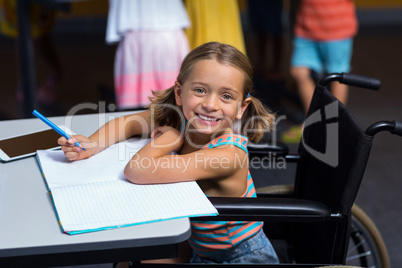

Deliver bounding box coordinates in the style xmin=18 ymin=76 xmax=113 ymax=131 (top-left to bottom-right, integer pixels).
xmin=114 ymin=29 xmax=189 ymax=109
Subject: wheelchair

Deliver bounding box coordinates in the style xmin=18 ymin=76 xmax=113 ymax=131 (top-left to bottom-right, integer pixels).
xmin=134 ymin=73 xmax=401 ymax=268
xmin=247 ymin=73 xmax=395 ymax=268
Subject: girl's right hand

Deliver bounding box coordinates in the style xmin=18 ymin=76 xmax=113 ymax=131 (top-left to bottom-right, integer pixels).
xmin=58 ymin=135 xmax=93 ymax=161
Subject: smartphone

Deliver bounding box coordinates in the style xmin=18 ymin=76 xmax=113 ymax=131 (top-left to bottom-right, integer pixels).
xmin=0 ymin=127 xmax=71 ymax=162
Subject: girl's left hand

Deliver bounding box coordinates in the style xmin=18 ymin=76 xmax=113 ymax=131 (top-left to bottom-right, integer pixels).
xmin=151 ymin=126 xmax=184 ymax=152
xmin=151 ymin=125 xmax=179 ymax=138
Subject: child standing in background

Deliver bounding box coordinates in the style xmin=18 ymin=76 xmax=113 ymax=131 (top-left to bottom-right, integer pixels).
xmin=291 ymin=0 xmax=357 ymax=111
xmin=106 ymin=0 xmax=190 ymax=110
xmin=283 ymin=0 xmax=358 ymax=143
xmin=59 ymin=42 xmax=279 ymax=264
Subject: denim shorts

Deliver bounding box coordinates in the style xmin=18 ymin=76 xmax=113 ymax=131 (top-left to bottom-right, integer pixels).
xmin=190 ymin=229 xmax=279 ymax=264
xmin=291 ymin=36 xmax=353 ymax=74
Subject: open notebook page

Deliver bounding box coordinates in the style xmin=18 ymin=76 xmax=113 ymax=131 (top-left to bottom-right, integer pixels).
xmin=36 ymin=138 xmax=218 ymax=234
xmin=51 ymin=180 xmax=217 ymax=234
xmin=36 ymin=138 xmax=150 ymax=190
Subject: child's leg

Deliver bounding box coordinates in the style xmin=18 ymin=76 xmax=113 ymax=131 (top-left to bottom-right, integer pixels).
xmin=283 ymin=36 xmax=320 ymax=143
xmin=290 ymin=66 xmax=316 ymax=113
xmin=331 ymin=82 xmax=348 ymax=105
xmin=290 ymin=37 xmax=322 ymax=113
xmin=321 ymin=38 xmax=354 ymax=105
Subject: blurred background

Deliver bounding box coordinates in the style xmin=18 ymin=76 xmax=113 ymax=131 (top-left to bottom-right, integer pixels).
xmin=1 ymin=0 xmax=401 ymax=267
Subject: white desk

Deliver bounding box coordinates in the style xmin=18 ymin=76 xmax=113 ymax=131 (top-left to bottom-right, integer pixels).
xmin=0 ymin=112 xmax=191 ymax=266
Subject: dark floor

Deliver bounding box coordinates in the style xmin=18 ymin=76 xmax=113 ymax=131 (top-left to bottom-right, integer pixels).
xmin=1 ymin=17 xmax=402 ymax=267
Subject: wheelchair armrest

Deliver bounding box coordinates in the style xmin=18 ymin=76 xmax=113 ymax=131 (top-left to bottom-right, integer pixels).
xmin=192 ymin=197 xmax=333 ymax=222
xmin=247 ymin=141 xmax=289 ymax=158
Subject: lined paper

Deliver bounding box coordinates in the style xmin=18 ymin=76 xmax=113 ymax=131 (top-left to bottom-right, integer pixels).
xmin=36 ymin=138 xmax=150 ymax=190
xmin=36 ymin=139 xmax=218 ymax=234
xmin=51 ymin=180 xmax=216 ymax=233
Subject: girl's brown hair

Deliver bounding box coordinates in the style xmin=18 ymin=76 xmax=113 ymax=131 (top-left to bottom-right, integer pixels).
xmin=148 ymin=42 xmax=275 ymax=143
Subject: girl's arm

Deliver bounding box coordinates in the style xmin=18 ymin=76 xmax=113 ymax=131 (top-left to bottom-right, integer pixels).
xmin=59 ymin=110 xmax=152 ymax=161
xmin=124 ymin=129 xmax=248 ymax=190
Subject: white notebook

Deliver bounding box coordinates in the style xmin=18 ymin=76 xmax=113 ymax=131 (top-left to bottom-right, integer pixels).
xmin=36 ymin=138 xmax=217 ymax=235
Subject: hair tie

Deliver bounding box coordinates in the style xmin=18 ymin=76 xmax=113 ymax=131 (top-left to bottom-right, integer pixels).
xmin=246 ymin=93 xmax=251 ymax=98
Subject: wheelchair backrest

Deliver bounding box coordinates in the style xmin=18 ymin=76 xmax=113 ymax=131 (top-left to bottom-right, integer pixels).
xmin=294 ymin=84 xmax=374 ymax=216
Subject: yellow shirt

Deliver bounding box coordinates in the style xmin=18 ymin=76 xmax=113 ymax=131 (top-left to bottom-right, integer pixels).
xmin=184 ymin=0 xmax=246 ymax=55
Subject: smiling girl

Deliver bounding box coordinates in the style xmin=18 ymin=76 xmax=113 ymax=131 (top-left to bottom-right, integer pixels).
xmin=59 ymin=42 xmax=278 ymax=264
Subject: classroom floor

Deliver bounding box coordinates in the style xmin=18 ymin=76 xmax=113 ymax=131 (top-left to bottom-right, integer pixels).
xmin=1 ymin=15 xmax=402 ymax=267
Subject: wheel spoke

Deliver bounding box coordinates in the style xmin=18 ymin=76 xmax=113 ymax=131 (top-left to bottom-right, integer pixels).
xmin=346 ymin=250 xmax=372 ymax=261
xmin=348 ymin=236 xmax=366 ymax=253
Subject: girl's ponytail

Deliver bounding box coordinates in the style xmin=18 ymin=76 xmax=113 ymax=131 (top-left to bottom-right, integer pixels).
xmin=147 ymin=87 xmax=183 ymax=130
xmin=241 ymin=96 xmax=275 ymax=143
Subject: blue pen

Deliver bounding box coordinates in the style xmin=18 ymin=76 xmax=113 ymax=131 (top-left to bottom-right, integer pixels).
xmin=32 ymin=110 xmax=86 ymax=151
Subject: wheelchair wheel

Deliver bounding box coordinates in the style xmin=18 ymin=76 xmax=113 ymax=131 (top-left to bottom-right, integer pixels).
xmin=346 ymin=205 xmax=390 ymax=268
xmin=256 ymin=185 xmax=390 ymax=268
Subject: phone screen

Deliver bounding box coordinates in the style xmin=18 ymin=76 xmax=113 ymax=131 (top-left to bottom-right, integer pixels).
xmin=0 ymin=129 xmax=61 ymax=158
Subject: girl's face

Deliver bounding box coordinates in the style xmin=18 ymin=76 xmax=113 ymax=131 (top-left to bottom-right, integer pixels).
xmin=174 ymin=59 xmax=250 ymax=136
